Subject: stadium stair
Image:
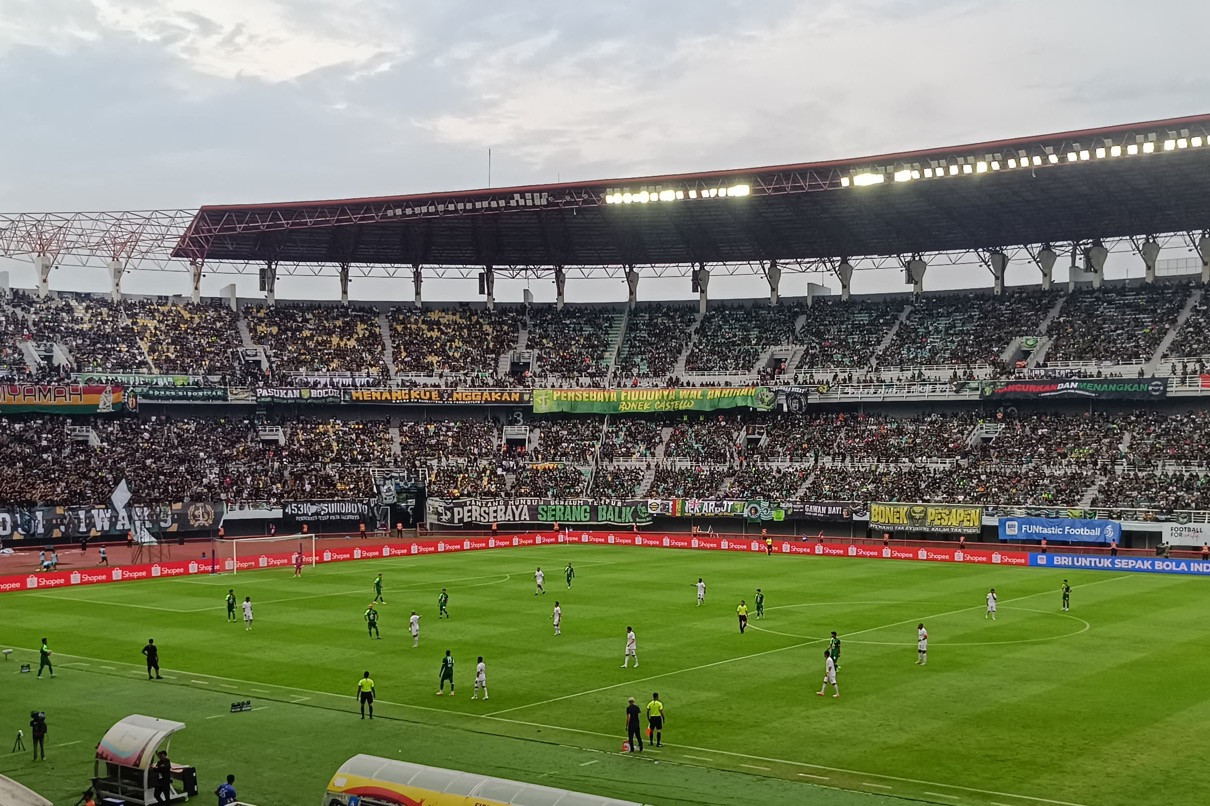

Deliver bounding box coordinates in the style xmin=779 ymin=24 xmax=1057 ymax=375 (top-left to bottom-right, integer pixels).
xmin=870 ymin=302 xmax=912 ymax=369
xmin=672 ymin=311 xmax=704 ymax=378
xmin=378 ymin=312 xmax=397 ymax=378
xmin=389 ymin=423 xmax=402 ymax=457
xmin=654 ymin=427 xmax=672 ymax=461
xmin=1025 ymin=336 xmax=1054 ymax=368
xmin=1036 ymin=293 xmax=1068 ymax=336
xmin=603 ymin=308 xmax=627 ymax=385
xmin=236 ymin=311 xmax=255 ymax=349
xmin=635 ymin=464 xmax=659 ymax=497
xmin=1147 ymin=286 xmax=1203 ymax=373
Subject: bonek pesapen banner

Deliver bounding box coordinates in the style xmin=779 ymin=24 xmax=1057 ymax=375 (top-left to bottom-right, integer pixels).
xmin=869 ymin=502 xmax=984 ymax=534
xmin=532 ymin=386 xmax=775 ymax=414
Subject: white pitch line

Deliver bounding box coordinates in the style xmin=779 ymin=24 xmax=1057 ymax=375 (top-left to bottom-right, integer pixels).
xmin=925 ymin=792 xmax=961 ymax=799
xmin=798 ymin=773 xmax=829 ymax=781
xmin=205 ymin=706 xmax=269 ymax=720
xmin=55 ymin=740 xmax=82 ymax=748
xmin=579 ymin=759 xmax=599 ymax=767
xmin=98 ymin=665 xmax=115 ymax=670
xmin=862 ymin=782 xmax=893 ymax=789
xmin=741 ymin=764 xmax=771 ymax=771
xmin=28 ymin=592 xmax=193 ymax=613
xmin=191 ymin=680 xmax=210 ymax=685
xmin=683 ymin=755 xmax=715 ymax=763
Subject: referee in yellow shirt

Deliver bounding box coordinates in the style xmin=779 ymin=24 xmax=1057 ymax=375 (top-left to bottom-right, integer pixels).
xmin=737 ymin=600 xmax=749 ymax=634
xmin=646 ymin=692 xmax=665 ymax=748
xmin=356 ymin=671 xmax=375 ymax=719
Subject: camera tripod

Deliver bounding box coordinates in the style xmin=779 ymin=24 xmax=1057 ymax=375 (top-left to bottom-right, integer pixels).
xmin=12 ymin=730 xmax=24 ymax=752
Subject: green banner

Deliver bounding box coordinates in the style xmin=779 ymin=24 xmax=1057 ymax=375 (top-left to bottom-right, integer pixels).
xmin=134 ymin=386 xmax=228 ymax=402
xmin=533 ymin=386 xmax=774 ymax=414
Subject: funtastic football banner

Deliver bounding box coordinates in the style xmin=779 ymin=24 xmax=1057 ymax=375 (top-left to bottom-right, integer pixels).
xmin=0 ymin=501 xmax=224 ymax=541
xmin=979 ymin=378 xmax=1169 ymax=400
xmin=428 ymin=498 xmax=653 ymax=526
xmin=0 ymin=383 xmax=132 ymax=414
xmin=999 ymin=516 xmax=1121 ymax=544
xmin=869 ymin=502 xmax=984 ymax=534
xmin=532 ymin=386 xmax=775 ymax=414
xmin=347 ymin=388 xmax=532 ymax=405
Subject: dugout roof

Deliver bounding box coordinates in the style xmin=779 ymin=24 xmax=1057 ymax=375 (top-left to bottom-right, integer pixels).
xmin=175 ymin=115 xmax=1210 ymax=268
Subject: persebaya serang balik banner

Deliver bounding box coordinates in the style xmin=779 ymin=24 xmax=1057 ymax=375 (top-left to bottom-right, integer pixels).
xmin=533 ymin=386 xmax=775 ymax=414
xmin=428 ymin=498 xmax=652 ymax=526
xmin=0 ymin=501 xmax=224 ymax=541
xmin=0 ymin=384 xmax=133 ymax=414
xmin=869 ymin=502 xmax=984 ymax=534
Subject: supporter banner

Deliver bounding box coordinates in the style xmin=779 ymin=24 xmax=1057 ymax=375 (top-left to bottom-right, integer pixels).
xmin=999 ymin=516 xmax=1121 ymax=544
xmin=870 ymin=502 xmax=984 ymax=534
xmin=347 ymin=388 xmax=532 ymax=405
xmin=0 ymin=501 xmax=224 ymax=540
xmin=283 ymin=500 xmax=372 ymax=523
xmin=1031 ymin=552 xmax=1210 ymax=576
xmin=979 ymin=378 xmax=1169 ymax=400
xmin=652 ymin=498 xmax=851 ymax=522
xmin=428 ymin=498 xmax=652 ymax=526
xmin=256 ymin=387 xmax=343 ymax=404
xmin=0 ymin=383 xmax=131 ymax=414
xmin=134 ymin=386 xmax=228 ymax=402
xmin=1160 ymin=521 xmax=1210 ymax=546
xmin=533 ymin=386 xmax=775 ymax=414
xmin=75 ymin=373 xmax=209 ymax=387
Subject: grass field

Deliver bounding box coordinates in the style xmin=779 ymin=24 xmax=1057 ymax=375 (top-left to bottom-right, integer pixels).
xmin=3 ymin=544 xmax=1208 ymax=806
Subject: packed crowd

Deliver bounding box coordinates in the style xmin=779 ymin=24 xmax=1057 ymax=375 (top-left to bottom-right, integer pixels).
xmin=648 ymin=465 xmax=730 ymax=498
xmin=1093 ymin=469 xmax=1210 ymax=511
xmin=749 ymin=411 xmax=980 ymax=463
xmin=599 ymin=419 xmax=664 ymax=462
xmin=0 ymin=301 xmax=27 ymax=372
xmin=663 ymin=416 xmax=739 ymax=463
xmin=685 ymin=303 xmax=800 ymax=373
xmin=23 ymin=295 xmax=151 ymax=373
xmin=126 ymin=300 xmax=242 ymax=375
xmin=427 ymin=461 xmax=508 ymax=499
xmin=1165 ymin=291 xmax=1210 ymax=359
xmin=245 ymin=304 xmax=387 ymax=376
xmin=390 ymin=306 xmax=521 ymax=377
xmin=797 ymin=298 xmax=901 ymax=370
xmin=282 ymin=418 xmax=393 ymax=466
xmin=721 ymin=465 xmax=810 ymax=500
xmin=1046 ymin=284 xmax=1189 ymax=363
xmin=527 ymin=306 xmax=620 ymax=379
xmin=532 ymin=419 xmax=600 ymax=463
xmin=615 ymin=305 xmax=696 ymax=380
xmin=590 ymin=466 xmax=645 ymax=498
xmin=878 ymin=289 xmax=1059 ymax=368
xmin=512 ymin=464 xmax=588 ymax=498
xmin=398 ymin=420 xmax=500 ymax=464
xmin=803 ymin=462 xmax=1101 ymax=507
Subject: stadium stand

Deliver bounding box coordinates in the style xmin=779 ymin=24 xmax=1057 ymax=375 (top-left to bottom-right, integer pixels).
xmin=23 ymin=294 xmax=151 ymax=373
xmin=615 ymin=304 xmax=696 ymax=381
xmin=126 ymin=299 xmax=242 ymax=376
xmin=797 ymin=297 xmax=902 ymax=371
xmin=245 ymin=303 xmax=387 ymax=376
xmin=685 ymin=303 xmax=800 ymax=374
xmin=390 ymin=306 xmax=521 ymax=379
xmin=1045 ymin=284 xmax=1189 ymax=363
xmin=527 ymin=306 xmax=621 ymax=382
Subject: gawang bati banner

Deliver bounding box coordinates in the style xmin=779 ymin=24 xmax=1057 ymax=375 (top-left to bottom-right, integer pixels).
xmin=979 ymin=378 xmax=1169 ymax=400
xmin=0 ymin=384 xmax=131 ymax=414
xmin=428 ymin=498 xmax=652 ymax=526
xmin=870 ymin=502 xmax=984 ymax=534
xmin=348 ymin=388 xmax=532 ymax=405
xmin=0 ymin=501 xmax=223 ymax=541
xmin=651 ymin=499 xmax=851 ymax=522
xmin=533 ymin=386 xmax=775 ymax=414
xmin=283 ymin=500 xmax=371 ymax=522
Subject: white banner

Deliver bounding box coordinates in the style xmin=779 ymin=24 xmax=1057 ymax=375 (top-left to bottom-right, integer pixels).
xmin=1161 ymin=522 xmax=1210 ymax=546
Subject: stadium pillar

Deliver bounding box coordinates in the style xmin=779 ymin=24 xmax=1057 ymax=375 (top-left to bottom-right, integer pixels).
xmin=1198 ymin=234 xmax=1210 ymax=284
xmin=260 ymin=260 xmax=278 ymax=306
xmin=339 ymin=263 xmax=350 ymax=305
xmin=35 ymin=254 xmax=52 ymax=299
xmin=625 ymin=267 xmax=639 ymax=308
xmin=1139 ymin=238 xmax=1160 ymax=284
xmin=696 ymin=265 xmax=710 ymax=314
xmin=108 ymin=258 xmax=124 ymax=302
xmin=220 ymin=283 xmax=237 ymax=311
xmin=0 ymin=271 xmax=7 ymax=295
xmin=483 ymin=265 xmax=495 ymax=310
xmin=1034 ymin=246 xmax=1057 ymax=290
xmin=554 ymin=266 xmax=566 ymax=310
xmin=1083 ymin=242 xmax=1107 ymax=289
xmin=988 ymin=251 xmax=1008 ymax=296
xmin=765 ymin=260 xmax=781 ymax=305
xmin=412 ymin=265 xmax=423 ymax=308
xmin=905 ymin=256 xmax=927 ymax=294
xmin=189 ymin=259 xmax=204 ymax=303
xmin=836 ymin=259 xmax=853 ymax=301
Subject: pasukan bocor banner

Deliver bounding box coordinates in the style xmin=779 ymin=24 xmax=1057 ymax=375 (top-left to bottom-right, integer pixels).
xmin=0 ymin=501 xmax=224 ymax=541
xmin=533 ymin=386 xmax=775 ymax=415
xmin=869 ymin=502 xmax=984 ymax=534
xmin=427 ymin=498 xmax=653 ymax=526
xmin=347 ymin=388 xmax=533 ymax=405
xmin=0 ymin=384 xmax=132 ymax=414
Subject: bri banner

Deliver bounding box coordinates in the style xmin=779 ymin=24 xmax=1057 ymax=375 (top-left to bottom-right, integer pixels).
xmin=999 ymin=517 xmax=1122 ymax=544
xmin=1030 ymin=552 xmax=1210 ymax=576
xmin=532 ymin=386 xmax=775 ymax=414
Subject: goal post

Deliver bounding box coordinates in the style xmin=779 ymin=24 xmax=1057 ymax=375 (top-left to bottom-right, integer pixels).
xmin=216 ymin=533 xmax=317 ymax=575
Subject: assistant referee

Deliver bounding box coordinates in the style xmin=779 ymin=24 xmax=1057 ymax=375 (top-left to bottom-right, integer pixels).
xmin=356 ymin=671 xmax=375 ymax=719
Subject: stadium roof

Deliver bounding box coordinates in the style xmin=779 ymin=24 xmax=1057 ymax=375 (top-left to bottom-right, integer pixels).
xmin=172 ymin=114 xmax=1210 ymax=271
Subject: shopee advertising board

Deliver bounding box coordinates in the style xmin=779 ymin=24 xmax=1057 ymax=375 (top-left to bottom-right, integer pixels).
xmin=0 ymin=534 xmax=1043 ymax=595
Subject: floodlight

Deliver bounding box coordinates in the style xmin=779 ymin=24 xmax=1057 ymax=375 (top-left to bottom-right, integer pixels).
xmin=637 ymin=191 xmax=650 ymax=203
xmin=1032 ymin=155 xmax=1042 ymax=166
xmin=659 ymin=190 xmax=675 ymax=202
xmin=1163 ymin=139 xmax=1176 ymax=151
xmin=1066 ymin=152 xmax=1077 ymax=162
xmin=1079 ymin=150 xmax=1090 ymax=160
xmin=910 ymin=169 xmax=920 ymax=179
xmin=1095 ymin=147 xmax=1106 ymax=158
xmin=622 ymin=192 xmax=633 ymax=203
xmin=1008 ymin=158 xmax=1017 ymax=169
xmin=1177 ymin=138 xmax=1188 ymax=149
xmin=923 ymin=168 xmax=934 ymax=178
xmin=1126 ymin=144 xmax=1138 ymax=155
xmin=675 ymin=191 xmax=684 ymax=200
xmin=1193 ymin=136 xmax=1204 ymax=147
xmin=894 ymin=169 xmax=912 ymax=182
xmin=688 ymin=189 xmax=698 ymax=198
xmin=1142 ymin=141 xmax=1154 ymax=153
xmin=1110 ymin=145 xmax=1122 ymax=156
xmin=852 ymin=173 xmax=884 ymax=186
xmin=1048 ymin=154 xmax=1059 ymax=164
xmin=949 ymin=164 xmax=959 ymax=175
xmin=727 ymin=184 xmax=750 ymax=197
xmin=840 ymin=177 xmax=850 ymax=188
xmin=975 ymin=161 xmax=987 ymax=173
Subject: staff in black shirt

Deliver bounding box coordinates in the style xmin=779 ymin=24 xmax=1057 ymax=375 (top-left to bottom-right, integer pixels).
xmin=625 ymin=697 xmax=643 ymax=752
xmin=152 ymin=750 xmax=173 ymax=803
xmin=142 ymin=639 xmax=162 ymax=680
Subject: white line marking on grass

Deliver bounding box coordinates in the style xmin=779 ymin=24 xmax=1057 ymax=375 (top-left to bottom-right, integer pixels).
xmin=28 ymin=592 xmax=189 ymax=612
xmin=180 ymin=573 xmax=514 ymax=612
xmin=191 ymin=680 xmax=210 ymax=684
xmin=751 ymin=608 xmax=1091 ymax=647
xmin=205 ymin=706 xmax=269 ymax=719
xmin=98 ymin=665 xmax=115 ymax=670
xmin=861 ymin=782 xmax=892 ymax=789
xmin=30 ymin=646 xmax=1094 ymax=806
xmin=579 ymin=760 xmax=599 ymax=767
xmin=798 ymin=774 xmax=829 ymax=780
xmin=741 ymin=764 xmax=771 ymax=771
xmin=683 ymin=755 xmax=715 ymax=763
xmin=925 ymin=793 xmax=960 ymax=799
xmin=55 ymin=741 xmax=82 ymax=748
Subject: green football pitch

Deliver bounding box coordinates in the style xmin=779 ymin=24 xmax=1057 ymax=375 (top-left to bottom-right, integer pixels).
xmin=3 ymin=545 xmax=1208 ymax=806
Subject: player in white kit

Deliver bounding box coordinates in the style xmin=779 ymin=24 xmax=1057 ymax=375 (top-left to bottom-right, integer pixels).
xmin=471 ymin=656 xmax=489 ymax=700
xmin=242 ymin=597 xmax=254 ymax=631
xmin=985 ymin=588 xmax=997 ymax=621
xmin=552 ymin=602 xmax=562 ymax=636
xmin=694 ymin=578 xmax=706 ymax=606
xmin=622 ymin=626 xmax=638 ymax=668
xmin=916 ymin=623 xmax=928 ymax=665
xmin=534 ymin=567 xmax=545 ymax=595
xmin=816 ymin=650 xmax=839 ymax=698
xmin=409 ymin=611 xmax=421 ymax=648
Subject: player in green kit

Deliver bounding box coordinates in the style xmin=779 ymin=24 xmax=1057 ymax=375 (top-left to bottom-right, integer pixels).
xmin=565 ymin=562 xmax=575 ymax=588
xmin=754 ymin=588 xmax=765 ymax=619
xmin=436 ymin=649 xmax=455 ymax=696
xmin=373 ymin=573 xmax=385 ymax=603
xmin=828 ymin=631 xmax=841 ymax=670
xmin=1061 ymin=580 xmax=1071 ymax=611
xmin=364 ymin=603 xmax=380 ymax=639
xmin=438 ymin=588 xmax=449 ymax=619
xmin=225 ymin=590 xmax=237 ymax=623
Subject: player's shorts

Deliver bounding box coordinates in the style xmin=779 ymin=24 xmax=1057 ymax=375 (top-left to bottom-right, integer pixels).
xmin=475 ymin=675 xmax=486 ymax=686
xmin=359 ymin=692 xmax=374 ymax=703
xmin=824 ymin=673 xmax=836 ymax=685
xmin=411 ymin=630 xmax=420 ymax=637
xmin=440 ymin=672 xmax=454 ymax=683
xmin=648 ymin=716 xmax=663 ymax=729
xmin=917 ymin=642 xmax=927 ymax=651
xmin=626 ymin=647 xmax=636 ymax=655
xmin=988 ymin=605 xmax=997 ymax=612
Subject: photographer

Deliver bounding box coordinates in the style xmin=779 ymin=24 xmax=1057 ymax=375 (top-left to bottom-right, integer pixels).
xmin=29 ymin=711 xmax=46 ymax=761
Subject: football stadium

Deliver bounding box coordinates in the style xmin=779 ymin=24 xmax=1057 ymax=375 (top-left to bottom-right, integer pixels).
xmin=3 ymin=92 xmax=1210 ymax=806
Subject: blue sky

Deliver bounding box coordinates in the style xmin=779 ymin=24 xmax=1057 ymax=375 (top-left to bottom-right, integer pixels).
xmin=1 ymin=0 xmax=1207 ymax=301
